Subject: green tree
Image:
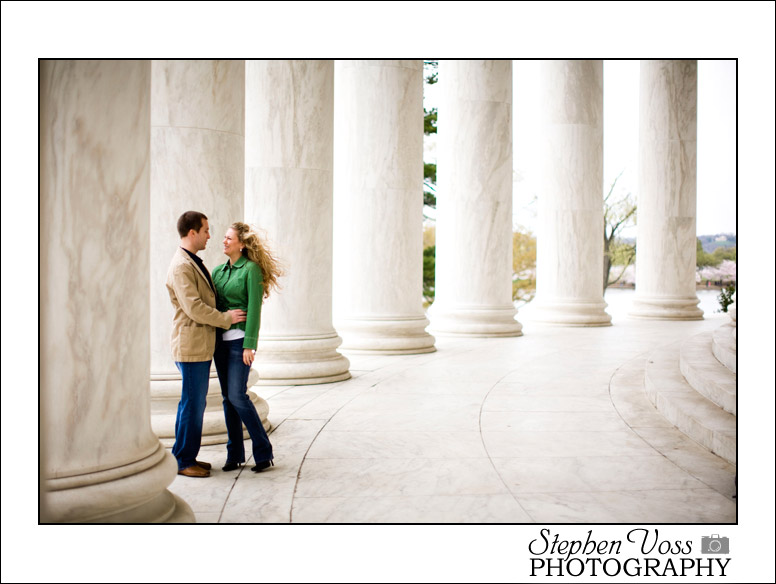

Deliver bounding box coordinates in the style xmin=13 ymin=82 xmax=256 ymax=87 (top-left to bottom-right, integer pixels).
xmin=424 ymin=110 xmax=438 ymax=136
xmin=609 ymin=239 xmax=636 ymax=267
xmin=512 ymin=229 xmax=537 ymax=304
xmin=423 ymin=245 xmax=436 ymax=305
xmin=712 ymin=245 xmax=736 ymax=263
xmin=423 ymin=177 xmax=437 ymax=209
xmin=696 ymin=239 xmax=719 ymax=268
xmin=717 ymin=283 xmax=736 ymax=313
xmin=603 ymin=171 xmax=637 ymax=290
xmin=422 ymin=61 xmax=438 ymax=304
xmin=423 ymin=60 xmax=438 ymax=209
xmin=423 ymin=162 xmax=437 ymax=185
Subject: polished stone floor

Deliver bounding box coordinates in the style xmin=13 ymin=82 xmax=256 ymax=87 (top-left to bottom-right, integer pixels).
xmin=168 ymin=312 xmax=737 ymax=523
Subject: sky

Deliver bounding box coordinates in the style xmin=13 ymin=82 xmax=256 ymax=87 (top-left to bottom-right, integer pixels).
xmin=426 ymin=59 xmax=737 ymax=238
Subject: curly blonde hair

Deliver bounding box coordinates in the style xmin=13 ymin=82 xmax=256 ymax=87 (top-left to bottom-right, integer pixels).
xmin=230 ymin=222 xmax=284 ymax=298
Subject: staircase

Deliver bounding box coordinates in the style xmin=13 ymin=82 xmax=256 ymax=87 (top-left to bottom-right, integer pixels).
xmin=643 ymin=314 xmax=737 ymax=465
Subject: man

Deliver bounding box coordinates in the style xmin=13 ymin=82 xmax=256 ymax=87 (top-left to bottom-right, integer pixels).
xmin=166 ymin=211 xmax=246 ymax=477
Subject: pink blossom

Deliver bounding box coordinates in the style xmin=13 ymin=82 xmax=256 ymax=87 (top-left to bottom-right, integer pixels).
xmin=698 ymin=260 xmax=736 ymax=283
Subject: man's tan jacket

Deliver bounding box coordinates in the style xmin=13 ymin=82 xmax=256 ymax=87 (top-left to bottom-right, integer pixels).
xmin=166 ymin=248 xmax=232 ymax=362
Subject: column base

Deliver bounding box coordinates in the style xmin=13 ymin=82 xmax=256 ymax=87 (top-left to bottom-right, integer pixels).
xmin=42 ymin=443 xmax=195 ymax=523
xmin=429 ymin=305 xmax=523 ymax=337
xmin=254 ymin=333 xmax=351 ymax=385
xmin=530 ymin=298 xmax=612 ymax=326
xmin=336 ymin=316 xmax=436 ymax=354
xmin=151 ymin=368 xmax=269 ymax=447
xmin=629 ymin=295 xmax=703 ymax=320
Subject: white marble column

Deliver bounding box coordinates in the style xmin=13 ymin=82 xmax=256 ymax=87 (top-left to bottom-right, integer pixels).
xmin=245 ymin=60 xmax=351 ymax=384
xmin=40 ymin=60 xmax=192 ymax=522
xmin=532 ymin=60 xmax=611 ymax=326
xmin=430 ymin=60 xmax=522 ymax=336
xmin=630 ymin=60 xmax=702 ymax=319
xmin=150 ymin=60 xmax=268 ymax=447
xmin=333 ymin=60 xmax=435 ymax=353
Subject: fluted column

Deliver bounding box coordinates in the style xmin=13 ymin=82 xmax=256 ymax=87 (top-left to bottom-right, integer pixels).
xmin=631 ymin=60 xmax=702 ymax=319
xmin=245 ymin=60 xmax=351 ymax=384
xmin=533 ymin=60 xmax=611 ymax=326
xmin=333 ymin=60 xmax=435 ymax=353
xmin=150 ymin=60 xmax=268 ymax=447
xmin=429 ymin=60 xmax=522 ymax=337
xmin=40 ymin=60 xmax=192 ymax=522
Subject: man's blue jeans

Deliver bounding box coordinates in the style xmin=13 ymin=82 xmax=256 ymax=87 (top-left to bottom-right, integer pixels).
xmin=171 ymin=360 xmax=211 ymax=470
xmin=214 ymin=337 xmax=273 ymax=465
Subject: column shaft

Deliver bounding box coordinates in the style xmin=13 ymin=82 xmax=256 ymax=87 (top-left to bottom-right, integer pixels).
xmin=245 ymin=60 xmax=350 ymax=384
xmin=533 ymin=60 xmax=611 ymax=326
xmin=430 ymin=60 xmax=522 ymax=336
xmin=333 ymin=60 xmax=435 ymax=353
xmin=40 ymin=60 xmax=192 ymax=522
xmin=631 ymin=60 xmax=702 ymax=319
xmin=150 ymin=60 xmax=268 ymax=446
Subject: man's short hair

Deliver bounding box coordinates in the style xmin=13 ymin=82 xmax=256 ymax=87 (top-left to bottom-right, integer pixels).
xmin=177 ymin=211 xmax=208 ymax=238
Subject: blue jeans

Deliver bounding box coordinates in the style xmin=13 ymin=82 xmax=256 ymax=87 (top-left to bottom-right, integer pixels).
xmin=171 ymin=360 xmax=211 ymax=470
xmin=214 ymin=336 xmax=273 ymax=465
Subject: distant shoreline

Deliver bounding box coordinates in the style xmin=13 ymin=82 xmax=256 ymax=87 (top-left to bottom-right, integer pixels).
xmin=605 ymin=283 xmax=734 ymax=290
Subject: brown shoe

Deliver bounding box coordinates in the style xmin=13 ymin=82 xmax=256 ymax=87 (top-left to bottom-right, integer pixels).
xmin=195 ymin=460 xmax=211 ymax=470
xmin=178 ymin=465 xmax=210 ymax=478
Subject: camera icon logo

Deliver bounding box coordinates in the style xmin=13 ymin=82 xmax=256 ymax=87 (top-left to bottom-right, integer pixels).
xmin=701 ymin=534 xmax=729 ymax=554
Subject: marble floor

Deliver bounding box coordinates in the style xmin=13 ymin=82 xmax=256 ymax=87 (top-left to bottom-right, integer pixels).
xmin=168 ymin=312 xmax=737 ymax=523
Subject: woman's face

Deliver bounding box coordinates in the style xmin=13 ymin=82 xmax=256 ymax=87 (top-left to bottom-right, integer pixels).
xmin=223 ymin=228 xmax=242 ymax=257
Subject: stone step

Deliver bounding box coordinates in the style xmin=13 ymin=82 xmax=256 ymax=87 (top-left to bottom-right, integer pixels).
xmin=712 ymin=323 xmax=737 ymax=373
xmin=609 ymin=356 xmax=737 ymax=499
xmin=644 ymin=344 xmax=736 ymax=465
xmin=680 ymin=331 xmax=737 ymax=415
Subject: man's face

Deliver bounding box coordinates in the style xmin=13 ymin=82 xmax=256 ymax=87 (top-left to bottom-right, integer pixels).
xmin=193 ymin=219 xmax=211 ymax=251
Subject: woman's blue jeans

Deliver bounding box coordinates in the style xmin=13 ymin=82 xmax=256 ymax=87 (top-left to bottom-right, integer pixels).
xmin=171 ymin=360 xmax=211 ymax=470
xmin=214 ymin=336 xmax=273 ymax=465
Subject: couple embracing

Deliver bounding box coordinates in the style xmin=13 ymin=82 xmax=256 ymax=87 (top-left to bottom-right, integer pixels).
xmin=166 ymin=211 xmax=280 ymax=478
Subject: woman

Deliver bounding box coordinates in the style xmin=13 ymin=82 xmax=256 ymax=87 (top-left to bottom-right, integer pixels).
xmin=212 ymin=222 xmax=282 ymax=473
